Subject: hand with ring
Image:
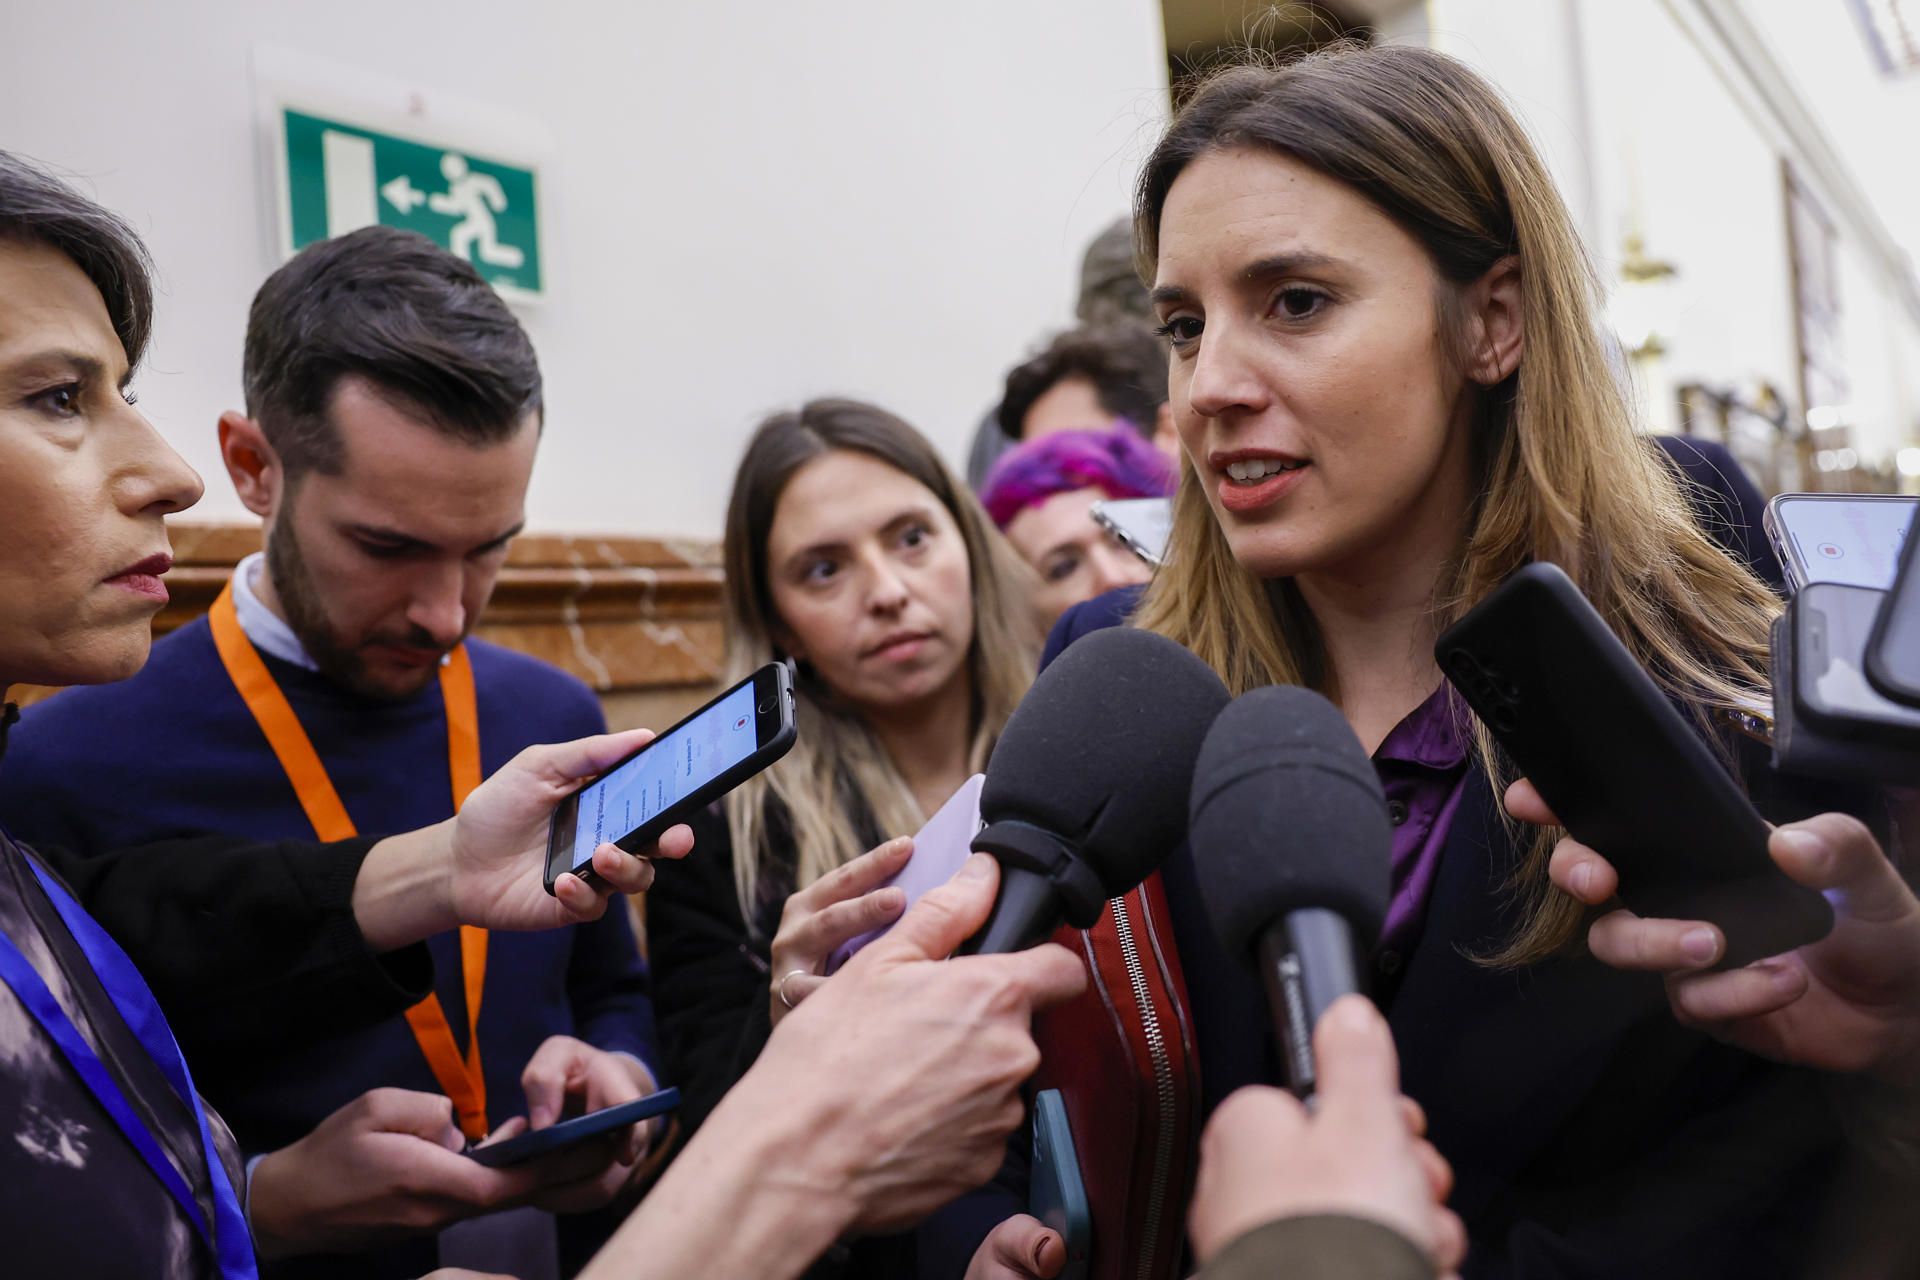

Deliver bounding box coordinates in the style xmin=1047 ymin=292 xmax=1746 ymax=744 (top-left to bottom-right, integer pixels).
xmin=766 ymin=836 xmax=913 ymax=1028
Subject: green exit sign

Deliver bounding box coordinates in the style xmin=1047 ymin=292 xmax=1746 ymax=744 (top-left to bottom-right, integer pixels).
xmin=279 ymin=107 xmax=543 ymax=299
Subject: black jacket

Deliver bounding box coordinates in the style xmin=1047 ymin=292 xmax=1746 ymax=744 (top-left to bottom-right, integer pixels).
xmin=0 ymin=704 xmax=429 ymax=1279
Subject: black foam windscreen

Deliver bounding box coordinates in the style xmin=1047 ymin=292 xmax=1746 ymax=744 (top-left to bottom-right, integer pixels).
xmin=980 ymin=627 xmax=1231 ymax=896
xmin=1188 ymin=685 xmax=1393 ymax=960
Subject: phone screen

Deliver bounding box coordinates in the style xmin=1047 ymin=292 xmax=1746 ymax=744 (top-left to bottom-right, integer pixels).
xmin=1801 ymin=584 xmax=1920 ymax=730
xmin=1092 ymin=497 xmax=1173 ymax=566
xmin=1778 ymin=497 xmax=1914 ymax=590
xmin=568 ymin=681 xmax=760 ymax=872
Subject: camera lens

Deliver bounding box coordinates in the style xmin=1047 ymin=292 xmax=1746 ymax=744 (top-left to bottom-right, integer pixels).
xmin=758 ymin=698 xmax=776 ymax=715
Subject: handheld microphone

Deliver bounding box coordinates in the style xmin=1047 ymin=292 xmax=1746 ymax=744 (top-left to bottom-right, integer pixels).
xmin=1189 ymin=685 xmax=1392 ymax=1096
xmin=962 ymin=627 xmax=1231 ymax=955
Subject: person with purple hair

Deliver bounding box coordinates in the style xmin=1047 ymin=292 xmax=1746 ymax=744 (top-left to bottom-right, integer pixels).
xmin=979 ymin=425 xmax=1175 ymax=622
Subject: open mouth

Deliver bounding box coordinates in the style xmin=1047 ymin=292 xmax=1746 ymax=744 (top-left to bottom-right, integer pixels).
xmin=1223 ymin=458 xmax=1308 ymax=486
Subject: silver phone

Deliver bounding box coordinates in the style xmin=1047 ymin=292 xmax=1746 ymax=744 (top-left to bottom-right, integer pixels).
xmin=1763 ymin=493 xmax=1915 ymax=593
xmin=1090 ymin=497 xmax=1173 ymax=567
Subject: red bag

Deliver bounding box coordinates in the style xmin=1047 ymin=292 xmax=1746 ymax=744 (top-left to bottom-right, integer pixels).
xmin=1031 ymin=872 xmax=1201 ymax=1280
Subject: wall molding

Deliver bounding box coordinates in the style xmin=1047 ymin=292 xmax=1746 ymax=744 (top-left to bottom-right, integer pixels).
xmin=15 ymin=523 xmax=728 ymax=708
xmin=1669 ymin=0 xmax=1920 ymax=329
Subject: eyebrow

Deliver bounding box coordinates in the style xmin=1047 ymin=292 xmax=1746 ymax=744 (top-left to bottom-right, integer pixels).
xmin=1043 ymin=538 xmax=1086 ymax=562
xmin=781 ymin=506 xmax=940 ymax=574
xmin=6 ymin=348 xmax=130 ymax=390
xmin=345 ymin=520 xmax=525 ymax=555
xmin=1150 ymin=252 xmax=1344 ymax=307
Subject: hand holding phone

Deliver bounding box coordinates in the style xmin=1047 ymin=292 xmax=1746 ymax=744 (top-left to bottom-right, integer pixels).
xmin=466 ymin=1087 xmax=682 ymax=1168
xmin=825 ymin=775 xmax=985 ymax=974
xmin=1437 ymin=563 xmax=1832 ymax=967
xmin=1030 ymin=1089 xmax=1092 ymax=1280
xmin=546 ymin=664 xmax=797 ymax=893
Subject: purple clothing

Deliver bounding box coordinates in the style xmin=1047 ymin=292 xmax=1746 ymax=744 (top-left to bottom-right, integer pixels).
xmin=1373 ymin=684 xmax=1471 ymax=960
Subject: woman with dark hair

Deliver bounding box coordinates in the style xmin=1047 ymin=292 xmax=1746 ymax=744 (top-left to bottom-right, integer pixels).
xmin=0 ymin=150 xmax=678 ymax=1279
xmin=646 ymin=398 xmax=1046 ymax=1274
xmin=944 ymin=45 xmax=1893 ymax=1280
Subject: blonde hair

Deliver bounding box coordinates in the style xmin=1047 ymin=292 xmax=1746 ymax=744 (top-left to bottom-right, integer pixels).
xmin=720 ymin=399 xmax=1040 ymax=928
xmin=1133 ymin=46 xmax=1781 ymax=965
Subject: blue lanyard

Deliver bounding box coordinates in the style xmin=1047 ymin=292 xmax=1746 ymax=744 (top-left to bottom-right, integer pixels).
xmin=0 ymin=855 xmax=257 ymax=1280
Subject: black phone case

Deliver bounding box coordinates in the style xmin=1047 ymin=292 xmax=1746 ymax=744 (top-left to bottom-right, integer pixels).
xmin=1867 ymin=526 xmax=1920 ymax=710
xmin=1775 ymin=607 xmax=1920 ymax=787
xmin=1791 ymin=583 xmax=1920 ymax=742
xmin=544 ymin=665 xmax=797 ymax=892
xmin=1436 ymin=563 xmax=1832 ymax=968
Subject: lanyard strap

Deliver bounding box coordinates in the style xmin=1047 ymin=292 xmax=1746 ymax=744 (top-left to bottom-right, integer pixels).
xmin=209 ymin=584 xmax=492 ymax=1140
xmin=0 ymin=858 xmax=258 ymax=1279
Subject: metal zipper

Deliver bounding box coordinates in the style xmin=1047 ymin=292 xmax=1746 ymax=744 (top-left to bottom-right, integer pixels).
xmin=1108 ymin=890 xmax=1176 ymax=1280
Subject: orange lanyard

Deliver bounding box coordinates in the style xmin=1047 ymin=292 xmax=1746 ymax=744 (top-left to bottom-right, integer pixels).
xmin=209 ymin=583 xmax=492 ymax=1140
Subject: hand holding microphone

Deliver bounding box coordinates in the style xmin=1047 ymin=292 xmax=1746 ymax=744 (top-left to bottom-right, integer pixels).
xmin=1189 ymin=997 xmax=1465 ymax=1278
xmin=581 ymin=855 xmax=1085 ymax=1280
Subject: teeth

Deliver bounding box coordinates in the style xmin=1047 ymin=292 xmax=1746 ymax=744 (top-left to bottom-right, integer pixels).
xmin=1224 ymin=458 xmax=1302 ymax=483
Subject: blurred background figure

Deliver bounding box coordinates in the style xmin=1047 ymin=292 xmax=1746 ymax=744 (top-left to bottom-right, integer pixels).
xmin=980 ymin=426 xmax=1175 ymax=622
xmin=968 ymin=322 xmax=1178 ymax=490
xmin=965 ymin=217 xmax=1162 ymax=488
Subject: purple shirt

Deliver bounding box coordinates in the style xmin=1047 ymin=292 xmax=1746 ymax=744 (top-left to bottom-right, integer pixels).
xmin=1373 ymin=683 xmax=1472 ymax=964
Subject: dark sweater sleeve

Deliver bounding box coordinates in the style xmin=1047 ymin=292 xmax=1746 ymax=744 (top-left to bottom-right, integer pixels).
xmin=566 ymin=899 xmax=660 ymax=1072
xmin=1201 ymin=1214 xmax=1433 ymax=1280
xmin=645 ymin=804 xmax=777 ymax=1140
xmin=31 ymin=834 xmax=432 ymax=1066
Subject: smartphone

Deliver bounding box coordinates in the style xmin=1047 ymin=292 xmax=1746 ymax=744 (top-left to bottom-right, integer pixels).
xmin=465 ymin=1086 xmax=681 ymax=1168
xmin=824 ymin=774 xmax=984 ymax=974
xmin=1771 ymin=610 xmax=1920 ymax=786
xmin=1436 ymin=563 xmax=1833 ymax=968
xmin=1793 ymin=583 xmax=1920 ymax=741
xmin=1029 ymin=1089 xmax=1092 ymax=1280
xmin=1867 ymin=526 xmax=1920 ymax=709
xmin=1090 ymin=497 xmax=1172 ymax=567
xmin=545 ymin=664 xmax=797 ymax=893
xmin=1763 ymin=493 xmax=1915 ymax=592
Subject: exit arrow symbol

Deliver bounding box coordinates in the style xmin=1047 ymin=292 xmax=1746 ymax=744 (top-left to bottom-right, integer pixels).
xmin=381 ymin=175 xmax=427 ymax=215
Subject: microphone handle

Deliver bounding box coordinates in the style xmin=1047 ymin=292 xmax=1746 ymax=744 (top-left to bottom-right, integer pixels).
xmin=959 ymin=866 xmax=1061 ymax=955
xmin=1257 ymin=908 xmax=1365 ymax=1099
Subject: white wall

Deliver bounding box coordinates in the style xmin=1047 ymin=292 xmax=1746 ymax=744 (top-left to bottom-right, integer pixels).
xmin=0 ymin=0 xmax=1170 ymax=536
xmin=1424 ymin=0 xmax=1920 ymax=467
xmin=1424 ymin=0 xmax=1602 ymax=248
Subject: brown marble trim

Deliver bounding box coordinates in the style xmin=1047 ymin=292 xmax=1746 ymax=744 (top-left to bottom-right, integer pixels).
xmin=14 ymin=522 xmax=729 ymax=709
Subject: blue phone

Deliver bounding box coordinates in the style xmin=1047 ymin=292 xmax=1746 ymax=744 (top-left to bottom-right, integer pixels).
xmin=465 ymin=1086 xmax=681 ymax=1168
xmin=1030 ymin=1089 xmax=1092 ymax=1280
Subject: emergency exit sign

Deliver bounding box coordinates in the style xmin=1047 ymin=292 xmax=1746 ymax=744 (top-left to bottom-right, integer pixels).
xmin=278 ymin=107 xmax=543 ymax=299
